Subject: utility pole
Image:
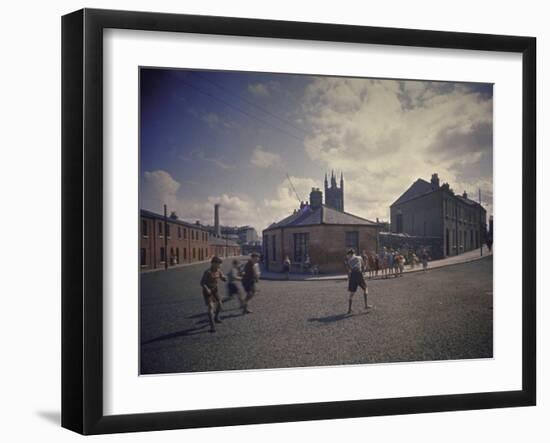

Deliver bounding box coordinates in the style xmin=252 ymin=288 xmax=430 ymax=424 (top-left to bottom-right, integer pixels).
xmin=478 ymin=189 xmax=483 ymax=257
xmin=164 ymin=204 xmax=168 ymax=270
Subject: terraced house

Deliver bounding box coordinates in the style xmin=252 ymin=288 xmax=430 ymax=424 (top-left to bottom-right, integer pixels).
xmin=140 ymin=209 xmax=210 ymax=271
xmin=390 ymin=173 xmax=487 ymax=258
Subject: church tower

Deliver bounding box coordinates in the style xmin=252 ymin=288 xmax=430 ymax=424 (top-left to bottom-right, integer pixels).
xmin=324 ymin=170 xmax=345 ymax=212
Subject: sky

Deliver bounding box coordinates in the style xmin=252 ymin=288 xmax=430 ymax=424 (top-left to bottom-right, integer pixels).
xmin=140 ymin=68 xmax=493 ymax=233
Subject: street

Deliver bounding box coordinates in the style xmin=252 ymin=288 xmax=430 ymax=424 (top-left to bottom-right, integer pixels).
xmin=140 ymin=257 xmax=493 ymax=374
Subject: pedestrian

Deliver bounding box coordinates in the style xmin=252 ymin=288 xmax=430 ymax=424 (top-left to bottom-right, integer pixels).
xmin=410 ymin=252 xmax=418 ymax=269
xmin=225 ymin=259 xmax=242 ymax=303
xmin=241 ymin=252 xmax=261 ymax=314
xmin=367 ymin=252 xmax=375 ymax=279
xmin=378 ymin=248 xmax=387 ymax=279
xmin=421 ymin=249 xmax=429 ymax=271
xmin=397 ymin=252 xmax=405 ymax=276
xmin=200 ymin=256 xmax=227 ymax=333
xmin=303 ymin=254 xmax=311 ymax=273
xmin=361 ymin=250 xmax=369 ymax=276
xmin=345 ymin=249 xmax=371 ymax=315
xmin=486 ymin=235 xmax=493 ymax=252
xmin=387 ymin=249 xmax=395 ymax=278
xmin=393 ymin=251 xmax=401 ymax=276
xmin=282 ymin=255 xmax=291 ymax=280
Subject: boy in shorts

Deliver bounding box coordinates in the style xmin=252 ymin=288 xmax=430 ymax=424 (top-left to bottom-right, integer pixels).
xmin=226 ymin=259 xmax=242 ymax=303
xmin=200 ymin=256 xmax=226 ymax=332
xmin=241 ymin=252 xmax=261 ymax=314
xmin=345 ymin=249 xmax=372 ymax=315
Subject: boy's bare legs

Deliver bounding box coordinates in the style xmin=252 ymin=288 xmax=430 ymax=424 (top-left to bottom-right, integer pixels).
xmin=363 ymin=287 xmax=372 ymax=309
xmin=347 ymin=291 xmax=354 ymax=315
xmin=214 ymin=301 xmax=222 ymax=324
xmin=207 ymin=302 xmax=216 ymax=332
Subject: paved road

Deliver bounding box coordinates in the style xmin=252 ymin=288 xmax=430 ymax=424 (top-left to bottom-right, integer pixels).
xmin=140 ymin=256 xmax=493 ymax=374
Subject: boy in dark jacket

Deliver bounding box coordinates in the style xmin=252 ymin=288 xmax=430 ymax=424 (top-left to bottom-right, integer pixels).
xmin=200 ymin=256 xmax=226 ymax=332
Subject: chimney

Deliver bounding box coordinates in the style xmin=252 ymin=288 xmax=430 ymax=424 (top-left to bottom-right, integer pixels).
xmin=431 ymin=173 xmax=440 ymax=189
xmin=310 ymin=187 xmax=323 ymax=209
xmin=214 ymin=204 xmax=221 ymax=237
xmin=169 ymin=211 xmax=178 ymax=220
xmin=463 ymin=191 xmax=468 ymax=199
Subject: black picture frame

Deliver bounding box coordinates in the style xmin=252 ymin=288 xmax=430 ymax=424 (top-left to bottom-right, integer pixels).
xmin=62 ymin=8 xmax=536 ymax=435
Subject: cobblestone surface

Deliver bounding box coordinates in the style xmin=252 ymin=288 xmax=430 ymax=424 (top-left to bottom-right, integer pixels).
xmin=140 ymin=256 xmax=493 ymax=374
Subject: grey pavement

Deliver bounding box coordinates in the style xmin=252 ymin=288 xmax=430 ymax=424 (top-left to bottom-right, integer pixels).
xmin=261 ymin=246 xmax=492 ymax=281
xmin=140 ymin=255 xmax=493 ymax=374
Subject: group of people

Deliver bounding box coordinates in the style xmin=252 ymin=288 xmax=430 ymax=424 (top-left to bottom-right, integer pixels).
xmin=200 ymin=245 xmax=432 ymax=331
xmin=200 ymin=252 xmax=261 ymax=333
xmin=359 ymin=247 xmax=430 ymax=279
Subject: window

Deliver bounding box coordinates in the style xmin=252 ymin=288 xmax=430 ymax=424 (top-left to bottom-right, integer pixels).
xmin=271 ymin=235 xmax=277 ymax=262
xmin=166 ymin=224 xmax=171 ymax=238
xmin=183 ymin=228 xmax=187 ymax=239
xmin=193 ymin=248 xmax=196 ymax=259
xmin=395 ymin=213 xmax=403 ymax=233
xmin=293 ymin=233 xmax=309 ymax=262
xmin=183 ymin=248 xmax=187 ymax=260
xmin=176 ymin=247 xmax=180 ymax=263
xmin=158 ymin=221 xmax=163 ymax=237
xmin=140 ymin=248 xmax=147 ymax=266
xmin=177 ymin=226 xmax=182 ymax=239
xmin=160 ymin=246 xmax=166 ymax=263
xmin=345 ymin=231 xmax=359 ymax=253
xmin=141 ymin=220 xmax=148 ymax=237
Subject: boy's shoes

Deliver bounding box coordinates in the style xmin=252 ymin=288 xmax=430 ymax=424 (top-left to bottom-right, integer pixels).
xmin=243 ymin=308 xmax=252 ymax=314
xmin=209 ymin=327 xmax=216 ymax=333
xmin=365 ymin=304 xmax=374 ymax=310
xmin=215 ymin=318 xmax=223 ymax=324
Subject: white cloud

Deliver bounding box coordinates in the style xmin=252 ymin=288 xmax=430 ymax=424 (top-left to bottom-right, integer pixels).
xmin=140 ymin=170 xmax=268 ymax=231
xmin=300 ymin=78 xmax=493 ymax=220
xmin=140 ymin=170 xmax=319 ymax=232
xmin=248 ymin=81 xmax=279 ymax=98
xmin=250 ymin=145 xmax=283 ymax=169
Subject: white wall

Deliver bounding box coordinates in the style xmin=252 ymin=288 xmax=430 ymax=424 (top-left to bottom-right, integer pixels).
xmin=0 ymin=0 xmax=546 ymax=441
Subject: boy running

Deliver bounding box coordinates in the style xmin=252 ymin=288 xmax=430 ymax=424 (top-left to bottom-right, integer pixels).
xmin=225 ymin=259 xmax=242 ymax=303
xmin=241 ymin=252 xmax=261 ymax=314
xmin=200 ymin=256 xmax=226 ymax=333
xmin=345 ymin=249 xmax=372 ymax=315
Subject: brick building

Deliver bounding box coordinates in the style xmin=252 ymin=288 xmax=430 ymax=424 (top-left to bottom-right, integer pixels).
xmin=140 ymin=209 xmax=242 ymax=272
xmin=140 ymin=209 xmax=211 ymax=271
xmin=207 ymin=236 xmax=242 ymax=259
xmin=263 ymin=187 xmax=382 ymax=274
xmin=390 ymin=174 xmax=487 ymax=258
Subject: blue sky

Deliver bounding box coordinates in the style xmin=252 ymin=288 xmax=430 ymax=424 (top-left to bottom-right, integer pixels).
xmin=140 ymin=68 xmax=493 ymax=232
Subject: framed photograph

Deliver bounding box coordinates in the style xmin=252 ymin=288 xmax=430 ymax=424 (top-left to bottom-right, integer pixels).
xmin=62 ymin=8 xmax=536 ymax=435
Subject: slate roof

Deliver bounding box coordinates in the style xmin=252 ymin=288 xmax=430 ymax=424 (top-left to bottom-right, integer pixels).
xmin=391 ymin=179 xmax=435 ymax=207
xmin=391 ymin=179 xmax=484 ymax=208
xmin=456 ymin=195 xmax=482 ymax=207
xmin=265 ymin=205 xmax=379 ymax=231
xmin=207 ymin=236 xmax=240 ymax=247
xmin=140 ymin=209 xmax=208 ymax=230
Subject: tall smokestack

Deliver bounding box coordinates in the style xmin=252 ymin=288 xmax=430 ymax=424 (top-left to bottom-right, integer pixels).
xmin=214 ymin=204 xmax=221 ymax=237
